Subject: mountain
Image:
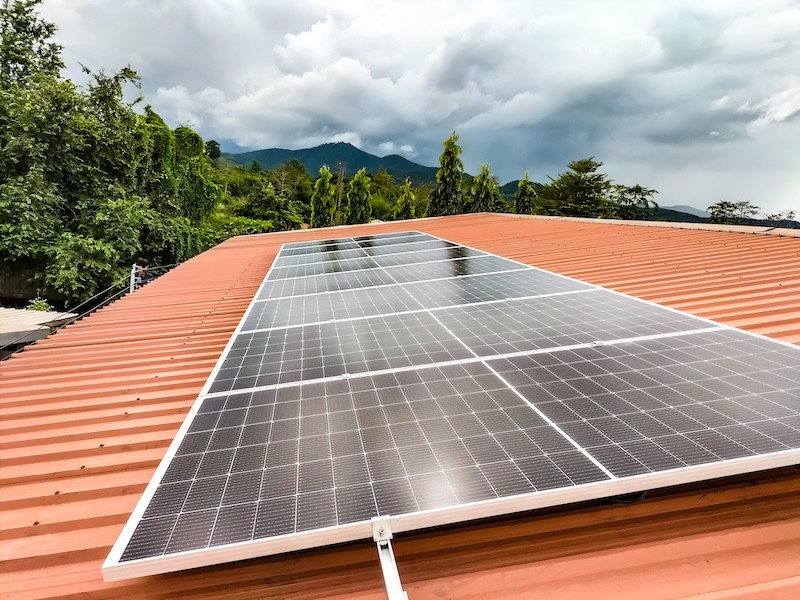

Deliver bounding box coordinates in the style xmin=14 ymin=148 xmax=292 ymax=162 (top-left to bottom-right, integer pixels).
xmin=499 ymin=180 xmax=548 ymax=198
xmin=223 ymin=142 xmax=440 ymax=184
xmin=662 ymin=205 xmax=710 ymax=218
xmin=652 ymin=207 xmax=707 ymax=223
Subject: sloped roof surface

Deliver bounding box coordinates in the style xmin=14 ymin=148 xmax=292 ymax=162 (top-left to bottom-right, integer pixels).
xmin=2 ymin=214 xmax=799 ymax=600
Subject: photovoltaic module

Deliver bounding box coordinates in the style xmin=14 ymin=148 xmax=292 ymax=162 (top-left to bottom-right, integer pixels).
xmin=103 ymin=230 xmax=800 ymax=580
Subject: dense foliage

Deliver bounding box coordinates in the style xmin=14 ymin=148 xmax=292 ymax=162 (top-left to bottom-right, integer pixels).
xmin=0 ymin=1 xmax=224 ymax=305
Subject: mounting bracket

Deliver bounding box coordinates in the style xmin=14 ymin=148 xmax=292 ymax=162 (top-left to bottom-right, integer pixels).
xmin=371 ymin=517 xmax=408 ymax=600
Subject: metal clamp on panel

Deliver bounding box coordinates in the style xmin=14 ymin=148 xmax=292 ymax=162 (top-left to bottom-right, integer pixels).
xmin=371 ymin=517 xmax=408 ymax=600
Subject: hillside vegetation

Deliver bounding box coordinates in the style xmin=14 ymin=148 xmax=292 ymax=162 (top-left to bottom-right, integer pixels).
xmin=225 ymin=143 xmax=439 ymax=184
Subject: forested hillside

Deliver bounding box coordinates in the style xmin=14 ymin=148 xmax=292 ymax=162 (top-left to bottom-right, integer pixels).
xmin=225 ymin=142 xmax=439 ymax=184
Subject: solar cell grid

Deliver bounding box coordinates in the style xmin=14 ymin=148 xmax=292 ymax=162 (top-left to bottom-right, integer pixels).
xmin=210 ymin=311 xmax=473 ymax=392
xmin=267 ymin=256 xmax=380 ymax=280
xmin=256 ymin=268 xmax=395 ymax=300
xmin=117 ymin=362 xmax=611 ymax=563
xmin=105 ymin=230 xmax=800 ymax=582
xmin=433 ymin=290 xmax=713 ymax=356
xmin=372 ymin=245 xmax=485 ymax=268
xmin=487 ymin=329 xmax=800 ymax=478
xmin=354 ymin=231 xmax=432 ymax=246
xmin=243 ymin=285 xmax=423 ymax=331
xmin=383 ymin=255 xmax=527 ymax=284
xmin=281 ymin=239 xmax=360 ymax=255
xmin=272 ymin=247 xmax=368 ymax=267
xmin=402 ymin=269 xmax=593 ymax=309
xmin=360 ymin=238 xmax=458 ymax=256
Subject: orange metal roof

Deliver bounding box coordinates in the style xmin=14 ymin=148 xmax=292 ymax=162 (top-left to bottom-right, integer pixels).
xmin=2 ymin=214 xmax=799 ymax=600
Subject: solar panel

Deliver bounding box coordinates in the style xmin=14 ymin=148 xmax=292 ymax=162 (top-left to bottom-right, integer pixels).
xmin=354 ymin=231 xmax=432 ymax=246
xmin=281 ymin=240 xmax=361 ymax=255
xmin=104 ymin=230 xmax=800 ymax=581
xmin=383 ymin=255 xmax=527 ymax=284
xmin=272 ymin=247 xmax=369 ymax=267
xmin=402 ymin=269 xmax=593 ymax=308
xmin=208 ymin=311 xmax=474 ymax=393
xmin=433 ymin=290 xmax=712 ymax=355
xmin=256 ymin=268 xmax=396 ymax=300
xmin=267 ymin=256 xmax=380 ymax=280
xmin=110 ymin=362 xmax=611 ymax=566
xmin=243 ymin=285 xmax=423 ymax=330
xmin=372 ymin=246 xmax=485 ymax=267
xmin=360 ymin=238 xmax=459 ymax=256
xmin=487 ymin=329 xmax=800 ymax=476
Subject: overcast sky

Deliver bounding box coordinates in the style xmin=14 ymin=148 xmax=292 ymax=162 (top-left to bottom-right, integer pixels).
xmin=41 ymin=0 xmax=799 ymax=213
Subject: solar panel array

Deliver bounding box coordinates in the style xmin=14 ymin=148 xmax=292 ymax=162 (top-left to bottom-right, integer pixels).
xmin=104 ymin=230 xmax=800 ymax=580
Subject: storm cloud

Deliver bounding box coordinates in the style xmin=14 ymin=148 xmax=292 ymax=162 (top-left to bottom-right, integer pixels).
xmin=41 ymin=0 xmax=800 ymax=212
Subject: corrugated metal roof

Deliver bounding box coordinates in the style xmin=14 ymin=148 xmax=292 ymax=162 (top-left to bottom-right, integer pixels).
xmin=2 ymin=214 xmax=799 ymax=600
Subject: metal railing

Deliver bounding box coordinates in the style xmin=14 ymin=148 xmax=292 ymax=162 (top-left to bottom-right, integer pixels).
xmin=1 ymin=262 xmax=177 ymax=360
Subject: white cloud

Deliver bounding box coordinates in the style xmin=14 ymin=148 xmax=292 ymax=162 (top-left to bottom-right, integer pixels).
xmin=40 ymin=0 xmax=800 ymax=212
xmin=711 ymin=96 xmax=730 ymax=110
xmin=330 ymin=131 xmax=363 ymax=146
xmin=746 ymin=85 xmax=800 ymax=132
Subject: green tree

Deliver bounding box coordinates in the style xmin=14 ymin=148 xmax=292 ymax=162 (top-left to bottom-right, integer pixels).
xmin=370 ymin=167 xmax=398 ymax=204
xmin=708 ymin=200 xmax=760 ymax=224
xmin=25 ymin=292 xmax=53 ymax=311
xmin=241 ymin=181 xmax=301 ymax=231
xmin=394 ymin=178 xmax=416 ymax=220
xmin=544 ymin=158 xmax=612 ymax=217
xmin=209 ymin=165 xmax=305 ymax=235
xmin=764 ymin=210 xmax=796 ymax=227
xmin=365 ymin=168 xmax=401 ymax=221
xmin=0 ymin=0 xmax=63 ymax=86
xmin=310 ymin=165 xmax=335 ymax=228
xmin=204 ymin=139 xmax=221 ymax=160
xmin=428 ymin=131 xmax=464 ymax=216
xmin=707 ymin=201 xmax=736 ymax=224
xmin=344 ymin=167 xmax=372 ymax=224
xmin=269 ymin=159 xmax=312 ymax=222
xmin=610 ymin=184 xmax=658 ymax=220
xmin=732 ymin=201 xmax=760 ymax=221
xmin=515 ymin=172 xmax=538 ymax=215
xmin=466 ymin=163 xmax=501 ymax=213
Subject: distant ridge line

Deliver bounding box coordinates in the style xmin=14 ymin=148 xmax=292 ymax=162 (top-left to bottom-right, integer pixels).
xmin=223 ymin=142 xmax=440 ymax=184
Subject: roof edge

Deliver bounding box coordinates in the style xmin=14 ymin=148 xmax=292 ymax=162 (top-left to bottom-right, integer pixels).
xmin=510 ymin=214 xmax=800 ymax=238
